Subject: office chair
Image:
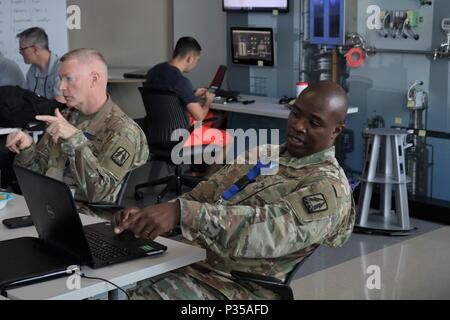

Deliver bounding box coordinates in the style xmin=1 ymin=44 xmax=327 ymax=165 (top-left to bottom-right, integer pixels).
xmin=230 ymin=245 xmax=318 ymax=300
xmin=87 ymin=171 xmax=132 ymax=212
xmin=134 ymin=87 xmax=214 ymax=203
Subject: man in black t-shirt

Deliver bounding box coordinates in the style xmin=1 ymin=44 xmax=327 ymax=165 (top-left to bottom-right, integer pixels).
xmin=145 ymin=37 xmax=230 ymax=172
xmin=145 ymin=52 xmax=201 ymax=110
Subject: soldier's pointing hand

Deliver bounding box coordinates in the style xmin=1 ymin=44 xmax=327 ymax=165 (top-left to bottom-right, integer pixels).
xmin=36 ymin=108 xmax=79 ymax=143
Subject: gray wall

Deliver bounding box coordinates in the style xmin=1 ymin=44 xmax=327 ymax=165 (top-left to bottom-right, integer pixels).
xmin=67 ymin=0 xmax=172 ymax=67
xmin=173 ymin=0 xmax=227 ymax=89
xmin=427 ymin=0 xmax=450 ymax=201
xmin=226 ymin=0 xmax=450 ymax=201
xmin=57 ymin=0 xmax=450 ymax=201
xmin=66 ymin=0 xmax=173 ymax=119
xmin=345 ymin=0 xmax=450 ymax=201
xmin=346 ymin=0 xmax=433 ymax=175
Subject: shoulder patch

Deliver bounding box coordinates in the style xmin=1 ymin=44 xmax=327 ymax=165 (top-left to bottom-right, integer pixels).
xmin=111 ymin=147 xmax=130 ymax=167
xmin=303 ymin=193 xmax=328 ymax=214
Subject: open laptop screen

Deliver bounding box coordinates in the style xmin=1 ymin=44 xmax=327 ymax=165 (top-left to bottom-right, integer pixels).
xmin=208 ymin=65 xmax=228 ymax=94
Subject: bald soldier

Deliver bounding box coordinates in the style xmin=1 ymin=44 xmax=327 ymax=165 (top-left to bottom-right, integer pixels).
xmin=113 ymin=81 xmax=355 ymax=300
xmin=6 ymin=48 xmax=148 ymax=214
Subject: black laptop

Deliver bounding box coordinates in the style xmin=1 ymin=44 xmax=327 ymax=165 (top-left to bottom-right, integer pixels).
xmin=0 ymin=165 xmax=167 ymax=291
xmin=207 ymin=65 xmax=227 ymax=94
xmin=208 ymin=65 xmax=240 ymax=100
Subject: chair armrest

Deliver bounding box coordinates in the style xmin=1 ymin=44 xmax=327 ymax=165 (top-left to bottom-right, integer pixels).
xmin=181 ymin=175 xmax=205 ymax=188
xmin=230 ymin=270 xmax=293 ymax=300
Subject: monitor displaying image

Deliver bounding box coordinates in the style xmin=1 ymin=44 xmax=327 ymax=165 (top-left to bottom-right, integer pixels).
xmin=231 ymin=27 xmax=274 ymax=67
xmin=223 ymin=0 xmax=289 ymax=12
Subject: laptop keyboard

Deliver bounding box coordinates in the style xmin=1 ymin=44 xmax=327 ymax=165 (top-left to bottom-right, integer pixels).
xmin=84 ymin=231 xmax=130 ymax=262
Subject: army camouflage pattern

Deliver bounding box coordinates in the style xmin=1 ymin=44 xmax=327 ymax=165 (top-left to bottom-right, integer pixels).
xmin=15 ymin=96 xmax=149 ymax=204
xmin=130 ymin=144 xmax=355 ymax=300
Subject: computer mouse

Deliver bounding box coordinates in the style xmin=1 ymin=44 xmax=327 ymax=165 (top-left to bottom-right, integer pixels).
xmin=226 ymin=97 xmax=238 ymax=103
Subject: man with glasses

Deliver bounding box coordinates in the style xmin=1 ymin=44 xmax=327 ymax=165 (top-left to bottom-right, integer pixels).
xmin=0 ymin=28 xmax=66 ymax=192
xmin=16 ymin=27 xmax=65 ymax=103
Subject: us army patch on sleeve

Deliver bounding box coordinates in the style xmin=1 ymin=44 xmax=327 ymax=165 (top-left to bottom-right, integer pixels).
xmin=111 ymin=147 xmax=130 ymax=167
xmin=303 ymin=194 xmax=328 ymax=214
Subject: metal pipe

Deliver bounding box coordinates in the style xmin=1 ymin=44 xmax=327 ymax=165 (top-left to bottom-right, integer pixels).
xmin=365 ymin=47 xmax=435 ymax=55
xmin=347 ymin=33 xmax=450 ymax=59
xmin=332 ymin=48 xmax=338 ymax=83
xmin=366 ymin=47 xmax=450 ymax=60
xmin=299 ymin=0 xmax=310 ymax=82
xmin=302 ymin=0 xmax=310 ymax=43
xmin=298 ymin=0 xmax=304 ymax=82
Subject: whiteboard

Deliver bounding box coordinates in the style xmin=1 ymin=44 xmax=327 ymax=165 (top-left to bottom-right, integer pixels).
xmin=0 ymin=0 xmax=68 ymax=75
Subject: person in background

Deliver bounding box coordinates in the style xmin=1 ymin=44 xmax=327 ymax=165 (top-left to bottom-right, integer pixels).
xmin=16 ymin=27 xmax=65 ymax=103
xmin=145 ymin=37 xmax=230 ymax=177
xmin=0 ymin=51 xmax=26 ymax=191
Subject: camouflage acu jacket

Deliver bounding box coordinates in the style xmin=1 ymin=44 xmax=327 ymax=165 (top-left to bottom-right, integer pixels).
xmin=15 ymin=96 xmax=149 ymax=204
xmin=177 ymin=144 xmax=355 ymax=299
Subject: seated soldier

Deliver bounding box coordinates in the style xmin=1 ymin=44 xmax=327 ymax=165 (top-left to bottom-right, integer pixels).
xmin=6 ymin=48 xmax=149 ymax=218
xmin=113 ymin=81 xmax=356 ymax=300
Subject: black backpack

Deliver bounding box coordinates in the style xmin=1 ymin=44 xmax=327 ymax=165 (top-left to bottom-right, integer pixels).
xmin=0 ymin=85 xmax=66 ymax=128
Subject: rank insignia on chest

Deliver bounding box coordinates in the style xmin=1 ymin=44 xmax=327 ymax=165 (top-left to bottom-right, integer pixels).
xmin=303 ymin=194 xmax=328 ymax=214
xmin=111 ymin=147 xmax=130 ymax=167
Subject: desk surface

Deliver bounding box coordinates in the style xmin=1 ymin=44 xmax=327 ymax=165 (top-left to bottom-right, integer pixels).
xmin=0 ymin=128 xmax=18 ymax=135
xmin=211 ymin=95 xmax=359 ymax=120
xmin=0 ymin=128 xmax=42 ymax=143
xmin=0 ymin=195 xmax=206 ymax=300
xmin=108 ymin=68 xmax=146 ymax=84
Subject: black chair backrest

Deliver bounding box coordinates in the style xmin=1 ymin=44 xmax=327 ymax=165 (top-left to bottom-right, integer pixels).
xmin=285 ymin=244 xmax=319 ymax=284
xmin=138 ymin=87 xmax=190 ymax=147
xmin=86 ymin=170 xmax=132 ymax=209
xmin=115 ymin=171 xmax=132 ymax=206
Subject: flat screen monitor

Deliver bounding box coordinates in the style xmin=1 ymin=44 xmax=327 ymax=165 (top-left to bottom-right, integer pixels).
xmin=223 ymin=0 xmax=289 ymax=12
xmin=230 ymin=27 xmax=274 ymax=67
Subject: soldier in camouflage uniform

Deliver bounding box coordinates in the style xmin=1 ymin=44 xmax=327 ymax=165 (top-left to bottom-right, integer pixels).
xmin=113 ymin=81 xmax=355 ymax=299
xmin=6 ymin=49 xmax=148 ymax=217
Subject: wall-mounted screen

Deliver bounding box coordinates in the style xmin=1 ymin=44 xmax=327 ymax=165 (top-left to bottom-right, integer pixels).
xmin=223 ymin=0 xmax=289 ymax=12
xmin=231 ymin=27 xmax=274 ymax=67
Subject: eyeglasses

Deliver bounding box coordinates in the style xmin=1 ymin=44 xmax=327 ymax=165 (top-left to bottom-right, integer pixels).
xmin=19 ymin=46 xmax=33 ymax=53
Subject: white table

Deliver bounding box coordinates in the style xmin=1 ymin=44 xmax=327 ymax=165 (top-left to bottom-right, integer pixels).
xmin=0 ymin=128 xmax=18 ymax=136
xmin=0 ymin=195 xmax=206 ymax=300
xmin=0 ymin=127 xmax=42 ymax=143
xmin=211 ymin=95 xmax=359 ymax=119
